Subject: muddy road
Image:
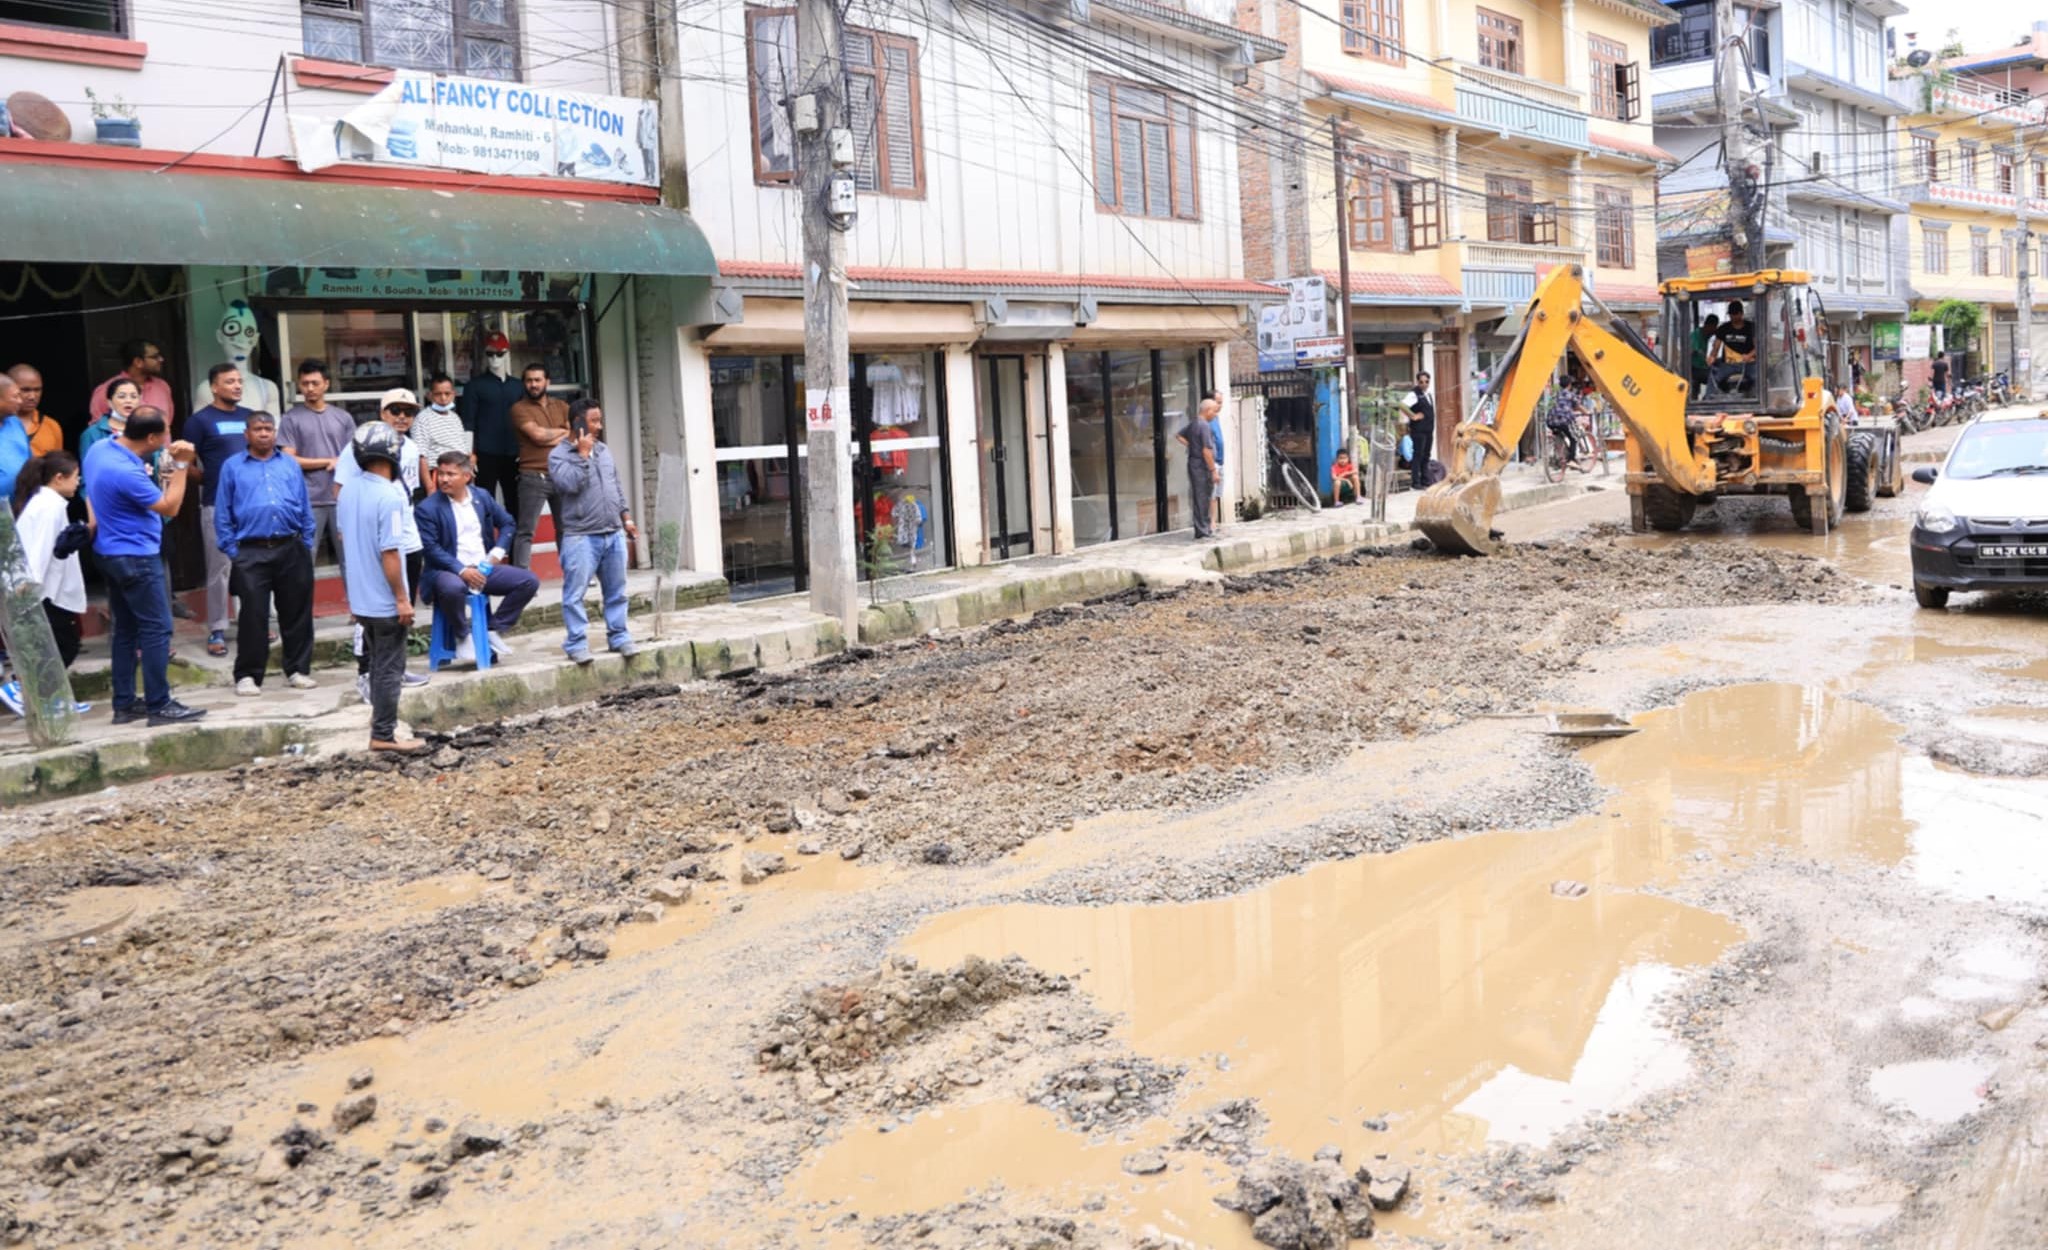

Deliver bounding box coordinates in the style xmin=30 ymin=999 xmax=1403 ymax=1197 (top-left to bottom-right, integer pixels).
xmin=5 ymin=483 xmax=2048 ymax=1249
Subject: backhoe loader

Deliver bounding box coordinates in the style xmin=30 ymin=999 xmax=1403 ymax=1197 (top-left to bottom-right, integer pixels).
xmin=1415 ymin=264 xmax=1853 ymax=556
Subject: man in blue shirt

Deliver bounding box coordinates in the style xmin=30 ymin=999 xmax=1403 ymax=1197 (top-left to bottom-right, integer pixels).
xmin=186 ymin=363 xmax=254 ymax=658
xmin=0 ymin=373 xmax=30 ymax=502
xmin=87 ymin=408 xmax=206 ymax=726
xmin=215 ymin=411 xmax=318 ymax=697
xmin=337 ymin=422 xmax=426 ymax=754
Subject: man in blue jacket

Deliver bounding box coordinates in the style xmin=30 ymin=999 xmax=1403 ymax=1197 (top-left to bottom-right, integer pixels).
xmin=415 ymin=451 xmax=538 ymax=663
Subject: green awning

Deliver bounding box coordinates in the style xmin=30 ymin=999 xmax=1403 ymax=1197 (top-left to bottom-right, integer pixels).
xmin=0 ymin=165 xmax=716 ymax=277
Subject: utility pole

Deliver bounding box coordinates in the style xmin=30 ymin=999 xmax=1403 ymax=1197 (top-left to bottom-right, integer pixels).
xmin=796 ymin=0 xmax=857 ymax=631
xmin=1330 ymin=118 xmax=1359 ymax=432
xmin=1715 ymin=0 xmax=1765 ymax=271
xmin=2017 ymin=121 xmax=2037 ymax=400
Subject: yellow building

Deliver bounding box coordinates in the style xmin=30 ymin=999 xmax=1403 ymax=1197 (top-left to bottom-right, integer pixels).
xmin=1893 ymin=28 xmax=2048 ymax=390
xmin=1237 ymin=0 xmax=1675 ymax=449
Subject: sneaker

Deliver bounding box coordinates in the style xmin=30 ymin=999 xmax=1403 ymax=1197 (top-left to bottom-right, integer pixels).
xmin=0 ymin=681 xmax=22 ymax=718
xmin=146 ymin=701 xmax=208 ymax=727
xmin=111 ymin=705 xmax=145 ymax=725
xmin=488 ymin=630 xmax=508 ymax=656
xmin=455 ymin=638 xmax=476 ymax=665
xmin=235 ymin=677 xmax=261 ymax=697
xmin=355 ymin=673 xmax=371 ymax=703
xmin=206 ymin=631 xmax=228 ymax=657
xmin=613 ymin=640 xmax=640 ymax=659
xmin=401 ymin=671 xmax=430 ymax=688
xmin=71 ymin=701 xmax=92 ymax=715
xmin=566 ymin=648 xmax=593 ymax=666
xmin=286 ymin=673 xmax=317 ymax=690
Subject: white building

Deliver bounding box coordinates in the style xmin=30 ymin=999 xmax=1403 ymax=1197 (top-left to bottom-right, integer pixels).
xmin=668 ymin=0 xmax=1284 ymax=598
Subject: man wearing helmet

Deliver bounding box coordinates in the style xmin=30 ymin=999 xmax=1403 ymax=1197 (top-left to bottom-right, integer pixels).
xmin=338 ymin=421 xmax=427 ymax=753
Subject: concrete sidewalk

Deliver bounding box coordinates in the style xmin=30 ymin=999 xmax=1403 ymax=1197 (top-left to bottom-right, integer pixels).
xmin=0 ymin=467 xmax=1589 ymax=803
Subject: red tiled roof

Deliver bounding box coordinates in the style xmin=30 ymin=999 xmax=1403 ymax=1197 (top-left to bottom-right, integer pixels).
xmin=1316 ymin=269 xmax=1461 ymax=299
xmin=716 ymin=260 xmax=1282 ymax=296
xmin=1591 ymin=132 xmax=1677 ymax=164
xmin=1312 ymin=74 xmax=1457 ymax=123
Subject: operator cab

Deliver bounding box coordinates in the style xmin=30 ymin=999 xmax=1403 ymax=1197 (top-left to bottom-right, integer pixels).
xmin=1661 ymin=272 xmax=1822 ymax=419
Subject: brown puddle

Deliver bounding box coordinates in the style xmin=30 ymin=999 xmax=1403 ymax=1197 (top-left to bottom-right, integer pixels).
xmin=800 ymin=684 xmax=1923 ymax=1241
xmin=1613 ymin=509 xmax=1913 ymax=585
xmin=0 ymin=883 xmax=180 ymax=951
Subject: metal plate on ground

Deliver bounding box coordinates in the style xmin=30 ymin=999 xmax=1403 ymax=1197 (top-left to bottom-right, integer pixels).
xmin=1544 ymin=711 xmax=1639 ymax=739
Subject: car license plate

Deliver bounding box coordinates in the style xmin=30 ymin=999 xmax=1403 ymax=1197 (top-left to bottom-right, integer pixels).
xmin=1977 ymin=544 xmax=2048 ymax=559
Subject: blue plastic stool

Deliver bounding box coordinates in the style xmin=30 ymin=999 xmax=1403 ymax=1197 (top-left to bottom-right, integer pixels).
xmin=426 ymin=591 xmax=494 ymax=672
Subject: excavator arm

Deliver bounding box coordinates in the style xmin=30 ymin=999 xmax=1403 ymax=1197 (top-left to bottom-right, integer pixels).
xmin=1415 ymin=264 xmax=1714 ymax=555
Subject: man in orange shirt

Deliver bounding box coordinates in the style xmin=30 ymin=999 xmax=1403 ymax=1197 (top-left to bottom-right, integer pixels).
xmin=8 ymin=365 xmax=64 ymax=456
xmin=508 ymin=361 xmax=570 ymax=568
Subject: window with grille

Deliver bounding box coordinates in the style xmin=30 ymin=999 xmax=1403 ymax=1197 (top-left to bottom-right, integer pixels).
xmin=1958 ymin=142 xmax=1980 ymax=189
xmin=1859 ymin=221 xmax=1884 ymax=282
xmin=1971 ymin=229 xmax=1991 ymax=277
xmin=844 ymin=29 xmax=924 ymax=197
xmin=1476 ymin=9 xmax=1522 ymax=74
xmin=300 ymin=0 xmax=518 ymax=79
xmin=1341 ymin=0 xmax=1403 ymax=64
xmin=0 ymin=0 xmax=125 ymax=36
xmin=1996 ymin=150 xmax=2017 ymax=196
xmin=1091 ymin=78 xmax=1199 ymax=221
xmin=1923 ymin=225 xmax=1948 ymax=274
xmin=1595 ymin=187 xmax=1634 ymax=268
xmin=2036 ymin=160 xmax=2048 ymax=200
xmin=1588 ymin=36 xmax=1638 ymax=122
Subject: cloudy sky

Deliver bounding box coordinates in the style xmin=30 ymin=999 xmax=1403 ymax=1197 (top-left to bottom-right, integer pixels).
xmin=1891 ymin=3 xmax=2037 ymax=56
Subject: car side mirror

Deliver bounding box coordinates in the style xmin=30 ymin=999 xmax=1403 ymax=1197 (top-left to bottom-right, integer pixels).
xmin=1911 ymin=467 xmax=1938 ymax=484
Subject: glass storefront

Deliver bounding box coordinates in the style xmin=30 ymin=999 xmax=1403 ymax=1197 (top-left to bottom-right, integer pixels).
xmin=711 ymin=349 xmax=953 ymax=601
xmin=272 ymin=305 xmax=591 ymax=422
xmin=1067 ymin=346 xmax=1211 ymax=546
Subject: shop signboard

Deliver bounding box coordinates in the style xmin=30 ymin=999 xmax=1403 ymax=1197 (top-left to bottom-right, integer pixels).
xmin=1294 ymin=336 xmax=1347 ymax=365
xmin=1900 ymin=324 xmax=1934 ymax=360
xmin=1872 ymin=321 xmax=1902 ymax=362
xmin=1257 ymin=276 xmax=1333 ymax=372
xmin=1685 ymin=242 xmax=1733 ymax=277
xmin=290 ymin=72 xmax=659 ymax=187
xmin=258 ymin=268 xmax=590 ymax=302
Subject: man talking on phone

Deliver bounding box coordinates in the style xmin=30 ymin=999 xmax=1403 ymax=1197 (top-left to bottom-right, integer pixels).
xmin=549 ymin=398 xmax=639 ymax=665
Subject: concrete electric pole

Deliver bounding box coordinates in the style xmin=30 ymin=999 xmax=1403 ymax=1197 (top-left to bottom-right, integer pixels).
xmin=1330 ymin=119 xmax=1359 ymax=433
xmin=1715 ymin=0 xmax=1766 ymax=271
xmin=2016 ymin=125 xmax=2037 ymax=400
xmin=796 ymin=0 xmax=858 ymax=631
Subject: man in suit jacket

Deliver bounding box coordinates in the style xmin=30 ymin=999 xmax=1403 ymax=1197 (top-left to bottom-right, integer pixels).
xmin=415 ymin=451 xmax=540 ymax=662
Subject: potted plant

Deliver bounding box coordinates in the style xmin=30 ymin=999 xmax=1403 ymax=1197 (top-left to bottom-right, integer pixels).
xmin=84 ymin=88 xmax=140 ymax=147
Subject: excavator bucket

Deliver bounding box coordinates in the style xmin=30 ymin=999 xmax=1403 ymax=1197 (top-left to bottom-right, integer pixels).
xmin=1414 ymin=476 xmax=1502 ymax=556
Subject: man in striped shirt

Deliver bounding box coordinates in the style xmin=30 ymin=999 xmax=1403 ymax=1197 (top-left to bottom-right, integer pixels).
xmin=413 ymin=374 xmax=470 ymax=469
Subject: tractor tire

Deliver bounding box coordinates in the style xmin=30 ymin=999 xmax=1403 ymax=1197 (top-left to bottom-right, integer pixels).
xmin=1642 ymin=484 xmax=1698 ymax=532
xmin=1914 ymin=583 xmax=1950 ymax=610
xmin=1845 ymin=433 xmax=1874 ymax=513
xmin=1824 ymin=416 xmax=1848 ymax=528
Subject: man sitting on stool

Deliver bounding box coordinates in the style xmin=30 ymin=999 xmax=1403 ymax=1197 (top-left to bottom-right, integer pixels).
xmin=415 ymin=451 xmax=539 ymax=664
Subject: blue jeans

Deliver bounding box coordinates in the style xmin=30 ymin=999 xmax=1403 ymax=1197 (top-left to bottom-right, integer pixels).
xmin=560 ymin=530 xmax=630 ymax=655
xmin=102 ymin=554 xmax=173 ymax=712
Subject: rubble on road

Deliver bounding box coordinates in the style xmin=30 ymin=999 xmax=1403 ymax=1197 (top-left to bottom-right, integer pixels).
xmin=1215 ymin=1147 xmax=1381 ymax=1247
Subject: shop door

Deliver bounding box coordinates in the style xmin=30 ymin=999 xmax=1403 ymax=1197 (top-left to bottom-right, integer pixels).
xmin=710 ymin=354 xmax=806 ymax=600
xmin=1432 ymin=340 xmax=1462 ymax=466
xmin=979 ymin=356 xmax=1032 ymax=559
xmin=852 ymin=352 xmax=950 ymax=576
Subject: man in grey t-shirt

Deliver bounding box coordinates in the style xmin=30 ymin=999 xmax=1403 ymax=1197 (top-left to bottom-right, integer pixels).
xmin=278 ymin=359 xmax=358 ymax=565
xmin=1177 ymin=404 xmax=1220 ymax=540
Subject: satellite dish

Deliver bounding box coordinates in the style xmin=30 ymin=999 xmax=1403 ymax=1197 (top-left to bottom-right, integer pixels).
xmin=1906 ymin=50 xmax=1933 ymax=68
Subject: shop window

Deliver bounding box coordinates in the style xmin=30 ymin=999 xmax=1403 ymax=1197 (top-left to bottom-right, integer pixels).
xmin=1595 ymin=187 xmax=1634 ymax=269
xmin=300 ymin=0 xmax=519 ymax=79
xmin=1066 ymin=347 xmax=1211 ymax=546
xmin=1476 ymin=8 xmax=1522 ymax=75
xmin=857 ymin=353 xmax=949 ymax=571
xmin=0 ymin=0 xmax=124 ymax=35
xmin=1090 ymin=78 xmax=1199 ymax=221
xmin=1589 ymin=36 xmax=1638 ymax=122
xmin=1341 ymin=0 xmax=1403 ymax=65
xmin=273 ymin=304 xmax=587 ymax=424
xmin=843 ymin=29 xmax=925 ymax=197
xmin=1922 ymin=224 xmax=1948 ymax=275
xmin=712 ymin=355 xmax=802 ymax=599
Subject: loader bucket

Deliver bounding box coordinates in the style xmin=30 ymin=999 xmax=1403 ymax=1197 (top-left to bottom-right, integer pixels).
xmin=1414 ymin=476 xmax=1502 ymax=556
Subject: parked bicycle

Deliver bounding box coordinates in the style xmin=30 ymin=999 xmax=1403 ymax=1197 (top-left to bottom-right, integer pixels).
xmin=1266 ymin=442 xmax=1322 ymax=513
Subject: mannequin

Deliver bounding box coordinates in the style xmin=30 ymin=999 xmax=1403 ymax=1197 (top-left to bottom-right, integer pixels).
xmin=459 ymin=331 xmax=527 ymax=514
xmin=193 ymin=300 xmax=282 ymax=417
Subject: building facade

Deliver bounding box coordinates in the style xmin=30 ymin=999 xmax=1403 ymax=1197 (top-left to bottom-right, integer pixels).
xmin=672 ymin=0 xmax=1282 ymax=598
xmin=1239 ymin=0 xmax=1675 ymax=475
xmin=1891 ymin=23 xmax=2048 ymax=394
xmin=0 ymin=0 xmax=714 ymax=605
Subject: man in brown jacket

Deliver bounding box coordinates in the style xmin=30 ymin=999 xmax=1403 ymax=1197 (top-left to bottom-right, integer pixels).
xmin=509 ymin=362 xmax=571 ymax=568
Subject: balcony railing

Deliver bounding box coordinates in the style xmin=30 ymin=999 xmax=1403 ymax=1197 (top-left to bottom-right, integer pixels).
xmin=1930 ymin=80 xmax=2041 ymax=126
xmin=1453 ymin=76 xmax=1589 ymax=150
xmin=1462 ymin=241 xmax=1588 ymax=306
xmin=1899 ymin=180 xmax=2019 ymax=213
xmin=1453 ymin=61 xmax=1581 ymax=110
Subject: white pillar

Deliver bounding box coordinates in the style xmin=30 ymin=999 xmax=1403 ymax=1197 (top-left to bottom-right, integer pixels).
xmin=675 ymin=332 xmax=721 ymax=578
xmin=1212 ymin=339 xmax=1243 ymax=508
xmin=943 ymin=344 xmax=986 ymax=566
xmin=1566 ymin=153 xmax=1586 ymax=254
xmin=1561 ymin=0 xmax=1583 ymax=96
xmin=1044 ymin=344 xmax=1075 ymax=554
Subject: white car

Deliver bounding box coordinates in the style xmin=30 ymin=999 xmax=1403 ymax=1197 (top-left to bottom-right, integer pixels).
xmin=1909 ymin=410 xmax=2048 ymax=608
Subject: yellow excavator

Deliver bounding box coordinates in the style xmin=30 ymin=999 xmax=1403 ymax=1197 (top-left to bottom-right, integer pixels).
xmin=1416 ymin=263 xmax=1857 ymax=556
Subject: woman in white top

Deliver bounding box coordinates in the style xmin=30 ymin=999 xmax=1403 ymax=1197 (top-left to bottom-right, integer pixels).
xmin=5 ymin=451 xmax=92 ymax=715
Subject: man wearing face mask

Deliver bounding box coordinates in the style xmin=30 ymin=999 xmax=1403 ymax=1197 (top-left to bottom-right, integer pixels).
xmin=459 ymin=333 xmax=524 ymax=517
xmin=414 ymin=373 xmax=470 ymax=468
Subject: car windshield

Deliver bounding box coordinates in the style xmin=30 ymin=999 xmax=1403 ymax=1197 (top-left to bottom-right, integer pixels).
xmin=1946 ymin=422 xmax=2048 ymax=480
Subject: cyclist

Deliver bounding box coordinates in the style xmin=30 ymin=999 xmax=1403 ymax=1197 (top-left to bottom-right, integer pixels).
xmin=1546 ymin=377 xmax=1592 ymax=469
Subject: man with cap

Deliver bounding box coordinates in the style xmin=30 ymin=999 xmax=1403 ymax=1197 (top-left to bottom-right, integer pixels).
xmin=338 ymin=421 xmax=426 ymax=754
xmin=459 ymin=332 xmax=526 ymax=517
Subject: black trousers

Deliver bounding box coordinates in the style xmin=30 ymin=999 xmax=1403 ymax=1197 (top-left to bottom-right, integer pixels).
xmin=359 ymin=615 xmax=407 ymax=742
xmin=1409 ymin=417 xmax=1435 ymax=491
xmin=475 ymin=452 xmax=521 ymax=519
xmin=44 ymin=600 xmax=79 ymax=669
xmin=229 ymin=540 xmax=315 ymax=684
xmin=356 ymin=551 xmax=422 ymax=675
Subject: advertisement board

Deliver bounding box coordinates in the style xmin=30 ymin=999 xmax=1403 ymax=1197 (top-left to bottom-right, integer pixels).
xmin=1257 ymin=277 xmax=1335 ymax=372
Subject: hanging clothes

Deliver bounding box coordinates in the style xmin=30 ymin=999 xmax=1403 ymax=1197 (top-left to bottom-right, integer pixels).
xmin=869 ymin=425 xmax=911 ymax=474
xmin=868 ymin=355 xmax=925 ymax=427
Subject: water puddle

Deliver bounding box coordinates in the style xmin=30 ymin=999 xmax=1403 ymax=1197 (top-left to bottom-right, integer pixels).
xmin=800 ymin=683 xmax=1928 ymax=1239
xmin=0 ymin=883 xmax=179 ymax=951
xmin=1869 ymin=1058 xmax=1994 ymax=1124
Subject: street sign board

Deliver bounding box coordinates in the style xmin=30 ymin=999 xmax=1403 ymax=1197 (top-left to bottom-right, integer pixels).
xmin=1258 ymin=276 xmax=1335 ymax=371
xmin=1295 ymin=335 xmax=1347 ymax=365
